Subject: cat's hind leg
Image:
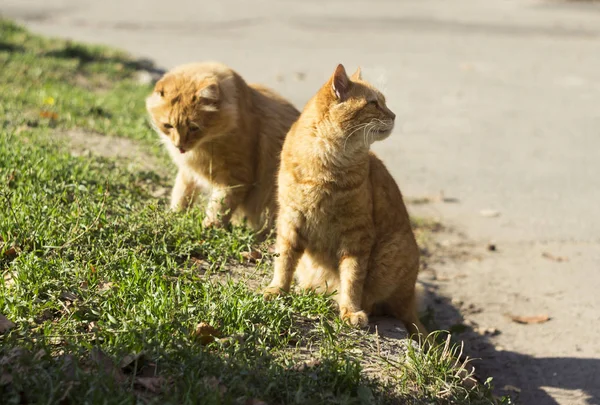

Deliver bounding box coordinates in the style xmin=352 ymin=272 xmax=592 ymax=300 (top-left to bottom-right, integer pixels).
xmin=383 ymin=287 xmax=428 ymax=342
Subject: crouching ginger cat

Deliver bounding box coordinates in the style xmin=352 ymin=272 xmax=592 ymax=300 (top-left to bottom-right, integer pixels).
xmin=146 ymin=62 xmax=300 ymax=233
xmin=264 ymin=64 xmax=426 ymax=338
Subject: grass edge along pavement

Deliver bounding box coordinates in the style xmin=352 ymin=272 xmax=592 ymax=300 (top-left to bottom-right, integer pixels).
xmin=0 ymin=19 xmax=511 ymax=404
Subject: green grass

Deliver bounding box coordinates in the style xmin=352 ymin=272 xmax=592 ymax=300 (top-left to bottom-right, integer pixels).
xmin=0 ymin=19 xmax=510 ymax=404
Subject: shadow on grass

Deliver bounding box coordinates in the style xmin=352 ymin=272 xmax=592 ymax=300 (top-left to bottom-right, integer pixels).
xmin=44 ymin=42 xmax=165 ymax=77
xmin=0 ymin=41 xmax=24 ymax=53
xmin=0 ymin=326 xmax=384 ymax=404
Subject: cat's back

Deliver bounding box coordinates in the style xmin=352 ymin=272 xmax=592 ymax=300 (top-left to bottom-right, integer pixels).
xmin=248 ymin=83 xmax=300 ymax=136
xmin=169 ymin=61 xmax=237 ymax=83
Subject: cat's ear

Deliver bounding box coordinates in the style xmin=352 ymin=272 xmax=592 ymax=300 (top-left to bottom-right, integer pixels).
xmin=196 ymin=81 xmax=220 ymax=111
xmin=331 ymin=64 xmax=350 ymax=101
xmin=350 ymin=67 xmax=362 ymax=81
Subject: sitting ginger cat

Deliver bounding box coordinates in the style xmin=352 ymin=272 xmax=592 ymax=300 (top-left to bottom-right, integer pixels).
xmin=264 ymin=64 xmax=426 ymax=338
xmin=146 ymin=62 xmax=299 ymax=233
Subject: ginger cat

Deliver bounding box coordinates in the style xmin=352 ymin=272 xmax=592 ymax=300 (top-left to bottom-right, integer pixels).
xmin=146 ymin=62 xmax=299 ymax=233
xmin=264 ymin=64 xmax=426 ymax=338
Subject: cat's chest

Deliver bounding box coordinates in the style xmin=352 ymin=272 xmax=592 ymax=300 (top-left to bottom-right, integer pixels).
xmin=301 ymin=185 xmax=371 ymax=228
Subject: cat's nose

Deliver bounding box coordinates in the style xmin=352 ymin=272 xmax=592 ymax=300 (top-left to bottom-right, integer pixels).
xmin=389 ymin=111 xmax=396 ymax=121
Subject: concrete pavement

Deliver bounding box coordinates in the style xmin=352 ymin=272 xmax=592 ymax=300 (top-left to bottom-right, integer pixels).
xmin=2 ymin=1 xmax=599 ymax=403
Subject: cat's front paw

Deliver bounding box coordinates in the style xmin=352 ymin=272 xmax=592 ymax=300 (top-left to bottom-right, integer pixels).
xmin=340 ymin=307 xmax=369 ymax=328
xmin=263 ymin=284 xmax=286 ymax=300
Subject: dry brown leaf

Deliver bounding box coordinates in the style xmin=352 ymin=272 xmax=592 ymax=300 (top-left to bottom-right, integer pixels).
xmin=2 ymin=246 xmax=18 ymax=258
xmin=40 ymin=110 xmax=59 ymax=120
xmin=135 ymin=376 xmax=166 ymax=393
xmin=241 ymin=249 xmax=262 ymax=263
xmin=542 ymin=252 xmax=568 ymax=262
xmin=193 ymin=322 xmax=221 ymax=345
xmin=0 ymin=314 xmax=15 ymax=334
xmin=506 ymin=313 xmax=550 ymax=325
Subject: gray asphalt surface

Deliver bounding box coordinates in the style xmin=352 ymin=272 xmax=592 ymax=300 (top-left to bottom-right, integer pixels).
xmin=2 ymin=1 xmax=599 ymax=404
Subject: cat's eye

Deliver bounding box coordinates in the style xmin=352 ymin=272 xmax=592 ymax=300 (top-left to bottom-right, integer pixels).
xmin=368 ymin=100 xmax=379 ymax=107
xmin=162 ymin=123 xmax=173 ymax=129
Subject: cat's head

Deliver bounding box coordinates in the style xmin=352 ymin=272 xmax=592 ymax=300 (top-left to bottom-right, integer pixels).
xmin=317 ymin=64 xmax=396 ymax=147
xmin=146 ymin=72 xmax=232 ymax=154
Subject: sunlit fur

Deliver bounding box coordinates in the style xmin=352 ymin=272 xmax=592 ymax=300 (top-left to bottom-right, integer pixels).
xmin=146 ymin=62 xmax=299 ymax=233
xmin=264 ymin=64 xmax=426 ymax=338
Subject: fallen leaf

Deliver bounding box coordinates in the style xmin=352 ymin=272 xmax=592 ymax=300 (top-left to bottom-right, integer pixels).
xmin=0 ymin=314 xmax=15 ymax=334
xmin=39 ymin=110 xmax=59 ymax=120
xmin=3 ymin=246 xmax=18 ymax=258
xmin=542 ymin=252 xmax=568 ymax=262
xmin=135 ymin=376 xmax=166 ymax=393
xmin=241 ymin=249 xmax=262 ymax=263
xmin=506 ymin=313 xmax=550 ymax=325
xmin=193 ymin=322 xmax=221 ymax=345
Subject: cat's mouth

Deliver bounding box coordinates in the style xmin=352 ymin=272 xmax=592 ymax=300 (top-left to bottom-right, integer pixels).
xmin=373 ymin=128 xmax=392 ymax=135
xmin=178 ymin=147 xmax=186 ymax=154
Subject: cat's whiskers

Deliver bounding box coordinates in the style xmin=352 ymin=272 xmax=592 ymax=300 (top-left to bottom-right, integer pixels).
xmin=363 ymin=122 xmax=377 ymax=148
xmin=343 ymin=123 xmax=370 ymax=152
